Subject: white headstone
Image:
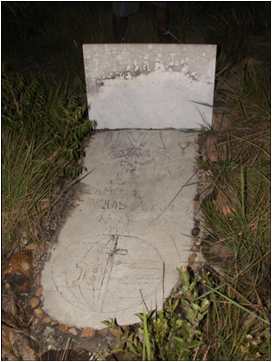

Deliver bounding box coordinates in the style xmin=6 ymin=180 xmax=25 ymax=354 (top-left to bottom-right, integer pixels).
xmin=83 ymin=44 xmax=217 ymax=129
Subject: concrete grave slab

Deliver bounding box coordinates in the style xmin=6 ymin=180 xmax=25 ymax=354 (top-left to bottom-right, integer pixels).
xmin=42 ymin=130 xmax=198 ymax=329
xmin=83 ymin=44 xmax=216 ymax=129
xmin=41 ymin=44 xmax=217 ymax=330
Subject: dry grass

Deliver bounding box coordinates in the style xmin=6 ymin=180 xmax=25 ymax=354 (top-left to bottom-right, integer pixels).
xmin=200 ymin=58 xmax=270 ymax=360
xmin=2 ymin=73 xmax=94 ymax=255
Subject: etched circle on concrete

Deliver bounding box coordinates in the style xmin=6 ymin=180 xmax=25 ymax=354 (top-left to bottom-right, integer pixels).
xmin=41 ymin=130 xmax=198 ymax=329
xmin=49 ymin=234 xmax=163 ymax=316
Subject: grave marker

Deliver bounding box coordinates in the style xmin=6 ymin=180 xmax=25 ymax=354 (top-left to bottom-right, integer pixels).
xmin=41 ymin=44 xmax=216 ymax=329
xmin=83 ymin=44 xmax=216 ymax=129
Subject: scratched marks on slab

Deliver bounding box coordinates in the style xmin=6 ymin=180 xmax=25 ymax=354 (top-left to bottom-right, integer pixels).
xmin=42 ymin=130 xmax=198 ymax=328
xmin=50 ymin=234 xmax=163 ymax=314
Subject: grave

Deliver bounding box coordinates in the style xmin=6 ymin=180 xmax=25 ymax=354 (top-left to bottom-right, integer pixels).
xmin=41 ymin=44 xmax=216 ymax=330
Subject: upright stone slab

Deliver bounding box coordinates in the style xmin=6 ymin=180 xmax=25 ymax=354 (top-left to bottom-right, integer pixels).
xmin=41 ymin=44 xmax=217 ymax=330
xmin=83 ymin=44 xmax=216 ymax=129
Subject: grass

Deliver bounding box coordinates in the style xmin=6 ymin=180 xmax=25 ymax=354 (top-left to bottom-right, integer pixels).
xmin=199 ymin=60 xmax=270 ymax=360
xmin=202 ymin=272 xmax=270 ymax=360
xmin=2 ymin=71 xmax=94 ymax=255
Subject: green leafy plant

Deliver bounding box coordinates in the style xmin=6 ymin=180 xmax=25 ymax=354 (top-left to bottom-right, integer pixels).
xmin=105 ymin=267 xmax=210 ymax=361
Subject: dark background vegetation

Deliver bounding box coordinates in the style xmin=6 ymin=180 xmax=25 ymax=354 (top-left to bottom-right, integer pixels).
xmin=2 ymin=1 xmax=270 ymax=77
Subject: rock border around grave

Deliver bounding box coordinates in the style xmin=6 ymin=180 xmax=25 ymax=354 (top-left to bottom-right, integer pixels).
xmin=5 ymin=130 xmax=217 ymax=344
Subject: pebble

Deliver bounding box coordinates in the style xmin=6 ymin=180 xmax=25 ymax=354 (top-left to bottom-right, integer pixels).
xmin=34 ymin=308 xmax=44 ymax=318
xmin=25 ymin=243 xmax=38 ymax=251
xmin=30 ymin=297 xmax=40 ymax=309
xmin=5 ymin=250 xmax=33 ymax=278
xmin=35 ymin=286 xmax=43 ymax=297
xmin=194 ymin=193 xmax=200 ymax=201
xmin=188 ymin=253 xmax=197 ymax=265
xmin=191 ymin=227 xmax=200 ymax=236
xmin=58 ymin=324 xmax=69 ymax=333
xmin=109 ymin=327 xmax=123 ymax=337
xmin=193 ymin=200 xmax=200 ymax=211
xmin=68 ymin=327 xmax=78 ymax=336
xmin=191 ymin=245 xmax=199 ymax=253
xmin=35 ymin=274 xmax=41 ymax=285
xmin=98 ymin=328 xmax=110 ymax=337
xmin=81 ymin=327 xmax=95 ymax=338
xmin=42 ymin=316 xmax=51 ymax=324
xmin=43 ymin=326 xmax=55 ymax=336
xmin=49 ymin=320 xmax=58 ymax=326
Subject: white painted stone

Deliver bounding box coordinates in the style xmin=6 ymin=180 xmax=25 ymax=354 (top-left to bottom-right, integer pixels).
xmin=83 ymin=44 xmax=216 ymax=129
xmin=42 ymin=130 xmax=198 ymax=329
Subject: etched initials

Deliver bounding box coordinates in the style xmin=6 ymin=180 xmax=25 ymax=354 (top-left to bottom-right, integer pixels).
xmin=102 ymin=200 xmax=126 ymax=210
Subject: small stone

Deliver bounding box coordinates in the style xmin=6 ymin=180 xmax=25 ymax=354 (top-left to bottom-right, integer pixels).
xmin=194 ymin=194 xmax=200 ymax=201
xmin=35 ymin=287 xmax=43 ymax=297
xmin=81 ymin=327 xmax=95 ymax=338
xmin=188 ymin=253 xmax=197 ymax=265
xmin=5 ymin=250 xmax=33 ymax=278
xmin=58 ymin=324 xmax=69 ymax=333
xmin=193 ymin=219 xmax=200 ymax=227
xmin=193 ymin=200 xmax=200 ymax=210
xmin=109 ymin=327 xmax=123 ymax=337
xmin=25 ymin=243 xmax=38 ymax=251
xmin=31 ymin=318 xmax=40 ymax=327
xmin=98 ymin=328 xmax=110 ymax=337
xmin=68 ymin=327 xmax=78 ymax=336
xmin=191 ymin=227 xmax=200 ymax=236
xmin=34 ymin=308 xmax=44 ymax=318
xmin=191 ymin=245 xmax=199 ymax=252
xmin=30 ymin=297 xmax=40 ymax=309
xmin=42 ymin=316 xmax=51 ymax=324
xmin=35 ymin=274 xmax=41 ymax=286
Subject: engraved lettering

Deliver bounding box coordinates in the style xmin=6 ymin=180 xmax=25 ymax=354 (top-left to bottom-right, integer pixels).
xmin=101 ymin=200 xmax=127 ymax=210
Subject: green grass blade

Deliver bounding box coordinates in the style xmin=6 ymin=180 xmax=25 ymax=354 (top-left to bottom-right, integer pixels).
xmin=143 ymin=313 xmax=153 ymax=361
xmin=206 ymin=285 xmax=269 ymax=325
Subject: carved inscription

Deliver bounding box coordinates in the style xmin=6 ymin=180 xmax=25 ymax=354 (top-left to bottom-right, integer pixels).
xmin=51 ymin=234 xmax=163 ymax=314
xmin=42 ymin=130 xmax=198 ymax=328
xmin=102 ymin=200 xmax=126 ymax=210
